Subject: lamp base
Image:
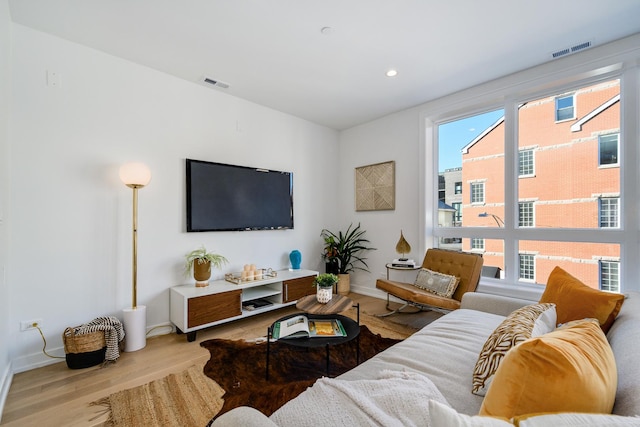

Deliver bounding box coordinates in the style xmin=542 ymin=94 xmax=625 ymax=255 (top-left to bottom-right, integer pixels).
xmin=123 ymin=305 xmax=146 ymax=352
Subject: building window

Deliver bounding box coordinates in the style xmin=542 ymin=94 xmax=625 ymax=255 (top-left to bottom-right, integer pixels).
xmin=454 ymin=181 xmax=462 ymax=194
xmin=600 ymin=260 xmax=620 ymax=292
xmin=555 ymin=94 xmax=575 ymax=121
xmin=452 ymin=202 xmax=462 ymax=223
xmin=519 ymin=149 xmax=534 ymax=177
xmin=471 ymin=238 xmax=484 ymax=250
xmin=519 ymin=254 xmax=535 ymax=281
xmin=518 ymin=202 xmax=534 ymax=227
xmin=599 ymin=134 xmax=619 ymax=166
xmin=599 ymin=197 xmax=619 ymax=228
xmin=470 ymin=182 xmax=485 ymax=204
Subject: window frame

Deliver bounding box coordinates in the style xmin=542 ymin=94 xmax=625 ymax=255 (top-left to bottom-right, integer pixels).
xmin=518 ymin=149 xmax=535 ymax=177
xmin=598 ymin=133 xmax=619 ymax=167
xmin=555 ymin=93 xmax=576 ymax=122
xmin=599 ymin=260 xmax=620 ymax=292
xmin=470 ymin=182 xmax=485 ymax=204
xmin=424 ymin=62 xmax=638 ymax=297
xmin=599 ymin=197 xmax=620 ymax=229
xmin=518 ymin=201 xmax=534 ymax=228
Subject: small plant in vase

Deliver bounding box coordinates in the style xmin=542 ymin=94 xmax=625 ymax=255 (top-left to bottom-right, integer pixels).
xmin=184 ymin=246 xmax=228 ymax=287
xmin=313 ymin=273 xmax=339 ymax=304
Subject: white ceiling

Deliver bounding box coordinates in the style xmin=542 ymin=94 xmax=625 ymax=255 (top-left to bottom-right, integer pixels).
xmin=8 ymin=0 xmax=640 ymax=130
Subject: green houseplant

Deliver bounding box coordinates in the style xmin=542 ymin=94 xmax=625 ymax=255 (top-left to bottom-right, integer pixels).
xmin=184 ymin=246 xmax=228 ymax=287
xmin=313 ymin=273 xmax=338 ymax=303
xmin=321 ymin=223 xmax=376 ymax=295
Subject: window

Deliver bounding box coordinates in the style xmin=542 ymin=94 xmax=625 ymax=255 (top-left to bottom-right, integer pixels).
xmin=452 ymin=202 xmax=462 ymax=223
xmin=471 ymin=238 xmax=484 ymax=250
xmin=454 ymin=181 xmax=462 ymax=194
xmin=519 ymin=149 xmax=534 ymax=177
xmin=599 ymin=134 xmax=619 ymax=166
xmin=518 ymin=202 xmax=534 ymax=227
xmin=470 ymin=182 xmax=485 ymax=204
xmin=600 ymin=261 xmax=620 ymax=292
xmin=599 ymin=197 xmax=619 ymax=228
xmin=519 ymin=254 xmax=535 ymax=281
xmin=555 ymin=94 xmax=575 ymax=121
xmin=434 ymin=78 xmax=623 ymax=290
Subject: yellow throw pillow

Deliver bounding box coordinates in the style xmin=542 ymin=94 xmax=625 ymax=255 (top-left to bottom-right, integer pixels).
xmin=539 ymin=266 xmax=624 ymax=333
xmin=479 ymin=318 xmax=617 ymax=419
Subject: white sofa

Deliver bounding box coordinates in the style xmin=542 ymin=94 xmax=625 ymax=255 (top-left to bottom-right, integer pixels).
xmin=212 ymin=291 xmax=640 ymax=426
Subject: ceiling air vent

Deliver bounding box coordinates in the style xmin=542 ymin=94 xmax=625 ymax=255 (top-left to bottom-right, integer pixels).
xmin=551 ymin=40 xmax=593 ymax=59
xmin=203 ymin=77 xmax=230 ymax=89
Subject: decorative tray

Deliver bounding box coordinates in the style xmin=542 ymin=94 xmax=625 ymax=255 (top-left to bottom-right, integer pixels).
xmin=225 ymin=268 xmax=277 ymax=285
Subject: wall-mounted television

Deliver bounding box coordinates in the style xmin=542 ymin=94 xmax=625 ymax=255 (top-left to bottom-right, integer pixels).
xmin=186 ymin=159 xmax=293 ymax=232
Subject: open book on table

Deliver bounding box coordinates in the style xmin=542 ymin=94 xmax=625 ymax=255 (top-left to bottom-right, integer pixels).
xmin=272 ymin=315 xmax=347 ymax=340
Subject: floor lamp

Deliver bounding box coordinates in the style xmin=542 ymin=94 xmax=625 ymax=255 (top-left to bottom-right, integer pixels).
xmin=119 ymin=162 xmax=151 ymax=352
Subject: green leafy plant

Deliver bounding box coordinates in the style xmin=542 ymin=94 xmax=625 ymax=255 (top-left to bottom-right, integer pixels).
xmin=321 ymin=223 xmax=376 ymax=274
xmin=313 ymin=273 xmax=339 ymax=288
xmin=184 ymin=245 xmax=228 ymax=276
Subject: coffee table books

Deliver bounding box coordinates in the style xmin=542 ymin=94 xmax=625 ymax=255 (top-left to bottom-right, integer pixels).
xmin=272 ymin=315 xmax=346 ymax=340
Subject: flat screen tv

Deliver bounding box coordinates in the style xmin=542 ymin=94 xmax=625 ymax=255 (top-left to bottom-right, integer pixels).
xmin=186 ymin=159 xmax=293 ymax=232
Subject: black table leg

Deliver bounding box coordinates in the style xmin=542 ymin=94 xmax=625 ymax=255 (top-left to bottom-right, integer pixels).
xmin=325 ymin=344 xmax=330 ymax=376
xmin=266 ymin=326 xmax=271 ymax=380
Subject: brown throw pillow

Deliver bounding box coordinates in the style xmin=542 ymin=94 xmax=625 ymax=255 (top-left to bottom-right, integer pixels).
xmin=539 ymin=266 xmax=624 ymax=333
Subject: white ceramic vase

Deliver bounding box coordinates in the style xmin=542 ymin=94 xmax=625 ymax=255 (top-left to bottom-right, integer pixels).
xmin=316 ymin=286 xmax=333 ymax=304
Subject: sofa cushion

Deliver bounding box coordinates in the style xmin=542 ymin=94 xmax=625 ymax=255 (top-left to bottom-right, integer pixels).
xmin=414 ymin=268 xmax=460 ymax=298
xmin=479 ymin=318 xmax=617 ymax=419
xmin=472 ymin=303 xmax=556 ymax=396
xmin=539 ymin=266 xmax=624 ymax=333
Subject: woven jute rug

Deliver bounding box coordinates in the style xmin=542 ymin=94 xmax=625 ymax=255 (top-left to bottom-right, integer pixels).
xmin=93 ymin=365 xmax=224 ymax=427
xmin=95 ymin=310 xmax=423 ymax=426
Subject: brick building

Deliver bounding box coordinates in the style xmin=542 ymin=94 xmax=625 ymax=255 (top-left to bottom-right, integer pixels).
xmin=460 ymin=80 xmax=620 ymax=290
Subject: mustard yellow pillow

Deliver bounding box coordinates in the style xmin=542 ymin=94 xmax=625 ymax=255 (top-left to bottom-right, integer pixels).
xmin=479 ymin=318 xmax=617 ymax=419
xmin=539 ymin=266 xmax=624 ymax=333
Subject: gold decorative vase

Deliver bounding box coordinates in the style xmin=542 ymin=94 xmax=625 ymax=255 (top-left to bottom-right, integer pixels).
xmin=193 ymin=260 xmax=211 ymax=287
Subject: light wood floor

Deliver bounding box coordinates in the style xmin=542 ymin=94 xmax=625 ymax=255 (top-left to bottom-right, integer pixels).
xmin=1 ymin=293 xmax=414 ymax=426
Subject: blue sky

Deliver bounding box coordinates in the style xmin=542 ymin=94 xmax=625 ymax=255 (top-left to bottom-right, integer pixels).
xmin=438 ymin=109 xmax=504 ymax=171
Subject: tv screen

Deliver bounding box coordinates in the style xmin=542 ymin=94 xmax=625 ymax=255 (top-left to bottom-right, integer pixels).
xmin=186 ymin=159 xmax=293 ymax=232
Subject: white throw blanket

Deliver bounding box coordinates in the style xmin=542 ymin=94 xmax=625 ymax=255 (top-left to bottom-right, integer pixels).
xmin=270 ymin=370 xmax=449 ymax=427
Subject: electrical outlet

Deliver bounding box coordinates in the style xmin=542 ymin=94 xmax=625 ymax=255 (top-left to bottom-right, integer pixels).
xmin=20 ymin=319 xmax=43 ymax=332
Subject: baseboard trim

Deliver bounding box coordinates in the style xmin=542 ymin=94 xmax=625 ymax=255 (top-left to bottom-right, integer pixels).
xmin=11 ymin=321 xmax=176 ymax=374
xmin=0 ymin=361 xmax=13 ymax=423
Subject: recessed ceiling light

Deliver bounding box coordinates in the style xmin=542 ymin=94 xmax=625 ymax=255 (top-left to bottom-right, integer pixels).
xmin=320 ymin=26 xmax=333 ymax=35
xmin=386 ymin=69 xmax=398 ymax=77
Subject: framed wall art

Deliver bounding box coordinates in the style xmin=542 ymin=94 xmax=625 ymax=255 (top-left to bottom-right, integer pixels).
xmin=354 ymin=160 xmax=395 ymax=211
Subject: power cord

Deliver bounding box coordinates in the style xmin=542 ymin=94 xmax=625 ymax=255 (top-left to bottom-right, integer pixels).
xmin=35 ymin=325 xmax=65 ymax=359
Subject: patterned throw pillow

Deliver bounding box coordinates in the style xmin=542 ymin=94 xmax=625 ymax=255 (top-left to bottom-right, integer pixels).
xmin=413 ymin=268 xmax=460 ymax=298
xmin=472 ymin=303 xmax=556 ymax=396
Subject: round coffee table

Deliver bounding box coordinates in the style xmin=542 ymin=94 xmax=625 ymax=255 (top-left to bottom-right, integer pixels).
xmin=266 ymin=310 xmax=360 ymax=380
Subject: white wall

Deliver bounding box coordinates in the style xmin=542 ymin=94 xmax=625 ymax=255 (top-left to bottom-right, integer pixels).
xmin=8 ymin=24 xmax=339 ymax=372
xmin=338 ymin=108 xmax=424 ymax=297
xmin=0 ymin=0 xmax=12 ymax=418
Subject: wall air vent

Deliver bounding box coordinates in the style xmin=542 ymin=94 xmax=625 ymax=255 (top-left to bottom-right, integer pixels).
xmin=551 ymin=40 xmax=593 ymax=59
xmin=203 ymin=77 xmax=230 ymax=89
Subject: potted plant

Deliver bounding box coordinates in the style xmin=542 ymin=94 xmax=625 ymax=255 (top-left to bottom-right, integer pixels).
xmin=313 ymin=273 xmax=339 ymax=303
xmin=184 ymin=246 xmax=228 ymax=287
xmin=320 ymin=223 xmax=376 ymax=295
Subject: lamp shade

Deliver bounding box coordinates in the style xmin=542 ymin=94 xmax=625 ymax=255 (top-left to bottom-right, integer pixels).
xmin=119 ymin=162 xmax=151 ymax=187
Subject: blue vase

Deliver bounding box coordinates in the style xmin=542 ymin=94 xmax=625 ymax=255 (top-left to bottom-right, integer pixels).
xmin=289 ymin=250 xmax=301 ymax=270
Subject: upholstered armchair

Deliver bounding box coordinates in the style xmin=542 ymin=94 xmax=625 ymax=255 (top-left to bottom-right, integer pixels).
xmin=376 ymin=248 xmax=483 ymax=315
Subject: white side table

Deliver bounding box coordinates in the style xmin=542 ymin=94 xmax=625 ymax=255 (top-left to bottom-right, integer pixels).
xmin=385 ymin=263 xmax=421 ymax=280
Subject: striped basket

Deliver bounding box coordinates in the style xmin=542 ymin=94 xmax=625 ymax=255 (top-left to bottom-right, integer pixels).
xmin=63 ymin=327 xmax=106 ymax=369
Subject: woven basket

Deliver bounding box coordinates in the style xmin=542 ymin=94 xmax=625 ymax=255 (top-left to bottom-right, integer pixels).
xmin=63 ymin=327 xmax=106 ymax=354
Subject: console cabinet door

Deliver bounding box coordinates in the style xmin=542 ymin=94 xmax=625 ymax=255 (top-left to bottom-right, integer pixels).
xmin=188 ymin=289 xmax=241 ymax=328
xmin=283 ymin=275 xmax=316 ymax=303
